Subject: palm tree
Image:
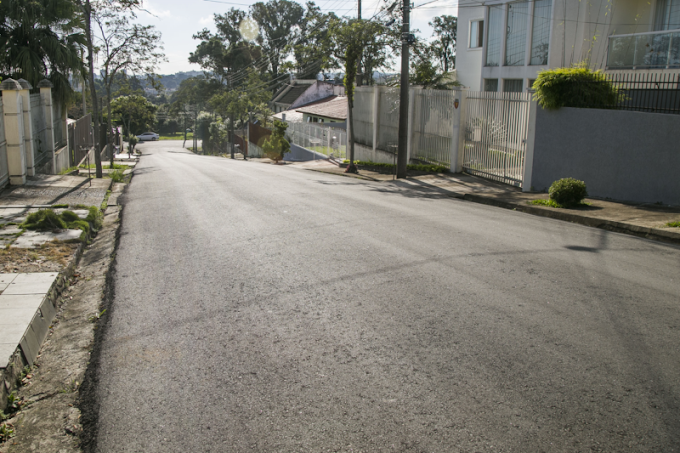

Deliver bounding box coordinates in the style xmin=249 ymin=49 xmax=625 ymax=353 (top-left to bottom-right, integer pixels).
xmin=0 ymin=0 xmax=85 ymax=108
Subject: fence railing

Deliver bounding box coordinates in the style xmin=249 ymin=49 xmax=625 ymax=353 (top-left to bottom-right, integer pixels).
xmin=68 ymin=114 xmax=93 ymax=165
xmin=607 ymin=29 xmax=680 ymax=70
xmin=574 ymin=72 xmax=680 ymax=114
xmin=462 ymin=91 xmax=531 ymax=187
xmin=285 ymin=122 xmax=347 ymax=160
xmin=0 ymin=99 xmax=8 ymax=187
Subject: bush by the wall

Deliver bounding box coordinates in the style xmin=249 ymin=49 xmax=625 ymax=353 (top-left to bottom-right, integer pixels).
xmin=549 ymin=178 xmax=588 ymax=206
xmin=532 ymin=67 xmax=620 ymax=110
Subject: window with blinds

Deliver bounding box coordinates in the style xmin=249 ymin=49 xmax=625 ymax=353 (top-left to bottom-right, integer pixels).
xmin=505 ymin=1 xmax=528 ymax=66
xmin=530 ymin=0 xmax=552 ymax=65
xmin=485 ymin=6 xmax=503 ymax=66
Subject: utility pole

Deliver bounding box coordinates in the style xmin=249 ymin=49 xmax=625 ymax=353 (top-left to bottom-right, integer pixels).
xmin=396 ymin=0 xmax=411 ymax=178
xmin=357 ymin=0 xmax=363 ymax=87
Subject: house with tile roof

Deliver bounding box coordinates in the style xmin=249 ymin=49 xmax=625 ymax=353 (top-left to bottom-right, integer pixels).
xmin=271 ymin=79 xmax=345 ymax=113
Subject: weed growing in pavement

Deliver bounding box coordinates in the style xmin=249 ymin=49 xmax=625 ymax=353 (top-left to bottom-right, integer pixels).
xmin=5 ymin=392 xmax=23 ymax=415
xmin=16 ymin=366 xmax=32 ymax=387
xmin=58 ymin=166 xmax=78 ymax=175
xmin=0 ymin=421 xmax=16 ymax=442
xmin=101 ymin=190 xmax=112 ymax=211
xmin=666 ymin=221 xmax=680 ymax=228
xmin=109 ymin=169 xmax=125 ymax=183
xmin=88 ymin=309 xmax=107 ymax=323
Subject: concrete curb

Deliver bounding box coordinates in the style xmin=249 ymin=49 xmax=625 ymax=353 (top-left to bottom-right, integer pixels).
xmin=463 ymin=194 xmax=680 ymax=245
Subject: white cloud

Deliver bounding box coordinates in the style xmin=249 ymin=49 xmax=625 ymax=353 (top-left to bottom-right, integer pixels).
xmin=199 ymin=16 xmax=213 ymax=25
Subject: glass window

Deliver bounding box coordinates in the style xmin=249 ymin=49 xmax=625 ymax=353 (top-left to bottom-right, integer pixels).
xmin=503 ymin=79 xmax=523 ymax=92
xmin=505 ymin=1 xmax=529 ymax=66
xmin=655 ymin=0 xmax=680 ymax=30
xmin=530 ymin=0 xmax=552 ymax=65
xmin=470 ymin=20 xmax=484 ymax=48
xmin=485 ymin=6 xmax=503 ymax=66
xmin=484 ymin=79 xmax=499 ymax=92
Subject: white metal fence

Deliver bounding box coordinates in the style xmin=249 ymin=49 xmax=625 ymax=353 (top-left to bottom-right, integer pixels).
xmin=353 ymin=86 xmax=456 ymax=167
xmin=0 ymin=100 xmax=8 ymax=187
xmin=285 ymin=122 xmax=347 ymax=160
xmin=462 ymin=91 xmax=531 ymax=187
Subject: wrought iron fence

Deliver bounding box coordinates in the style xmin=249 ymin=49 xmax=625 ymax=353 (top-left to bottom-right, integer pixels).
xmin=574 ymin=72 xmax=680 ymax=114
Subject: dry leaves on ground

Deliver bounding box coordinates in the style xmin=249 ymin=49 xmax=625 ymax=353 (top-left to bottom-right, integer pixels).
xmin=0 ymin=241 xmax=79 ymax=273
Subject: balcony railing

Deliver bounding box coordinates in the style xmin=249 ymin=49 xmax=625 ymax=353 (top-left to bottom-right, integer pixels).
xmin=607 ymin=29 xmax=680 ymax=70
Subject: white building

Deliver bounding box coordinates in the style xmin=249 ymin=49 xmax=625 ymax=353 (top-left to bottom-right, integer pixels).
xmin=456 ymin=0 xmax=680 ymax=92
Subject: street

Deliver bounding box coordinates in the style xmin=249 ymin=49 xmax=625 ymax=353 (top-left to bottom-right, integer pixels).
xmin=87 ymin=140 xmax=680 ymax=452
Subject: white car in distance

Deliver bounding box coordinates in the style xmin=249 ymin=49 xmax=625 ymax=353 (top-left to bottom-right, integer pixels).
xmin=136 ymin=132 xmax=159 ymax=141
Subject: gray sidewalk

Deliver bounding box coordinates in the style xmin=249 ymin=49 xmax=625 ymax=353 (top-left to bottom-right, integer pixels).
xmin=0 ymin=165 xmax=130 ymax=385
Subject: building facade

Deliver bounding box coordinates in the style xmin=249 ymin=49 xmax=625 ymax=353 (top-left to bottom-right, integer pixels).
xmin=457 ymin=0 xmax=680 ymax=92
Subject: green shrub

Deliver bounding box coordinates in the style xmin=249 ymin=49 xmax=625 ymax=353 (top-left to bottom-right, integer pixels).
xmin=532 ymin=67 xmax=620 ymax=110
xmin=22 ymin=210 xmax=66 ymax=230
xmin=549 ymin=178 xmax=588 ymax=207
xmin=666 ymin=221 xmax=680 ymax=228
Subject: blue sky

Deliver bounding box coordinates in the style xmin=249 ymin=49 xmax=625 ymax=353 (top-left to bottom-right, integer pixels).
xmin=135 ymin=0 xmax=458 ymax=74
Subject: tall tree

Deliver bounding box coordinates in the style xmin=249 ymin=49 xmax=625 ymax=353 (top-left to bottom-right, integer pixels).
xmin=250 ymin=0 xmax=304 ymax=79
xmin=111 ymin=94 xmax=157 ymax=137
xmin=429 ymin=15 xmax=457 ymax=73
xmin=94 ymin=4 xmax=165 ymax=166
xmin=77 ymin=0 xmax=144 ymax=178
xmin=190 ymin=9 xmax=261 ymax=85
xmin=330 ymin=19 xmax=376 ymax=173
xmin=286 ymin=3 xmax=336 ymax=79
xmin=0 ymin=0 xmax=85 ymax=108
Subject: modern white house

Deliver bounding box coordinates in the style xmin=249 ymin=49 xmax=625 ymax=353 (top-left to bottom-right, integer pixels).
xmin=456 ymin=0 xmax=680 ymax=91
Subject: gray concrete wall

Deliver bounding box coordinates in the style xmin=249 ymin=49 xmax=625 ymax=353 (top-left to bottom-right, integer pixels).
xmin=531 ymin=107 xmax=680 ymax=205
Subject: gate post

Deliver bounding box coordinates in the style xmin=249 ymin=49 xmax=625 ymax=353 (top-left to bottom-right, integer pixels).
xmin=0 ymin=79 xmax=27 ymax=185
xmin=38 ymin=80 xmax=57 ymax=174
xmin=522 ymin=96 xmax=538 ymax=192
xmin=16 ymin=79 xmax=36 ymax=176
xmin=450 ymin=87 xmax=467 ymax=173
xmin=372 ymin=85 xmax=380 ymax=152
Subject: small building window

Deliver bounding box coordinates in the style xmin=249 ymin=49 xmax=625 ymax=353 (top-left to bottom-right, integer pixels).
xmin=503 ymin=79 xmax=523 ymax=92
xmin=484 ymin=79 xmax=499 ymax=92
xmin=470 ymin=20 xmax=484 ymax=48
xmin=485 ymin=6 xmax=503 ymax=66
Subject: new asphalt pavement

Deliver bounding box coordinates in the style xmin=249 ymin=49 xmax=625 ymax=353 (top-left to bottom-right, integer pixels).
xmin=87 ymin=140 xmax=680 ymax=452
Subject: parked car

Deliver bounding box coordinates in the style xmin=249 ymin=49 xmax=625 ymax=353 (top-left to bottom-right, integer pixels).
xmin=136 ymin=132 xmax=159 ymax=141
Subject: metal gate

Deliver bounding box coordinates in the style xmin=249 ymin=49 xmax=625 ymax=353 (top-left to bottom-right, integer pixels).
xmin=462 ymin=91 xmax=531 ymax=187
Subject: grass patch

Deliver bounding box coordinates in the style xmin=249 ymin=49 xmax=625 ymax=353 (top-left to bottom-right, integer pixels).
xmin=79 ymin=163 xmax=127 ymax=170
xmin=0 ymin=241 xmax=79 ymax=272
xmin=159 ymin=132 xmax=193 ymax=141
xmin=530 ymin=199 xmax=591 ymax=208
xmin=59 ymin=166 xmax=78 ymax=175
xmin=110 ymin=169 xmax=125 ymax=183
xmin=666 ymin=221 xmax=680 ymax=228
xmin=101 ymin=190 xmax=112 ymax=211
xmin=21 ymin=207 xmax=103 ymax=240
xmin=343 ymin=160 xmax=449 ymax=173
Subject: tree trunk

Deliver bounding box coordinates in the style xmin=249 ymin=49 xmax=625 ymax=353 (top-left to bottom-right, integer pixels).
xmin=345 ymin=99 xmax=357 ymax=174
xmin=83 ymin=0 xmax=103 ymax=178
xmin=107 ymin=86 xmax=114 ymax=167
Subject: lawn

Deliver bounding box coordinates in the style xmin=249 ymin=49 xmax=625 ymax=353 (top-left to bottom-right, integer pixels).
xmin=158 ymin=132 xmax=194 ymax=141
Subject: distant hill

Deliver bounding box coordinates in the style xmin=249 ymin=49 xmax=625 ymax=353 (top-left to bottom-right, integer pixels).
xmin=156 ymin=71 xmax=203 ymax=92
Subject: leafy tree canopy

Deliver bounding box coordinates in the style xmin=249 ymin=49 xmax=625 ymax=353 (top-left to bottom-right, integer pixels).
xmin=0 ymin=0 xmax=86 ymax=107
xmin=111 ymin=94 xmax=157 ymax=135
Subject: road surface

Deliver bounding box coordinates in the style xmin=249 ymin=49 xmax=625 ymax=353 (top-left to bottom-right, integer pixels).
xmin=87 ymin=140 xmax=680 ymax=452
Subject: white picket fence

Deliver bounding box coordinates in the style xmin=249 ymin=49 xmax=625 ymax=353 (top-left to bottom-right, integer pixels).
xmin=352 ymin=86 xmax=532 ymax=187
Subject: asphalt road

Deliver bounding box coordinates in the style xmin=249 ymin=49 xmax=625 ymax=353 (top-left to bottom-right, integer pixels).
xmin=89 ymin=140 xmax=680 ymax=452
